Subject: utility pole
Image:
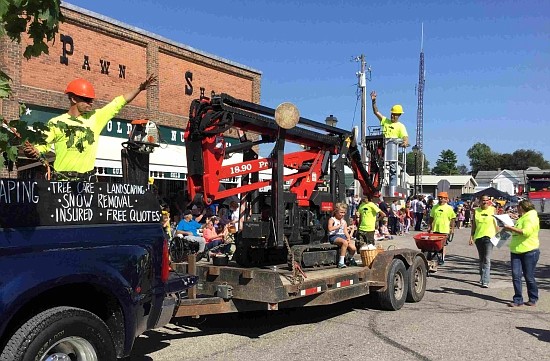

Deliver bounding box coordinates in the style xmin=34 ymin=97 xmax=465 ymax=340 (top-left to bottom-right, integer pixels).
xmin=359 ymin=55 xmax=367 ymax=167
xmin=355 ymin=54 xmax=370 ymax=196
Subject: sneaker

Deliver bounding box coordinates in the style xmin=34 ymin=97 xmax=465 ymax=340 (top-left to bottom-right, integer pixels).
xmin=507 ymin=302 xmax=523 ymax=307
xmin=525 ymin=301 xmax=537 ymax=307
xmin=438 ymin=260 xmax=445 ymax=266
xmin=337 ymin=263 xmax=347 ymax=269
xmin=481 ymin=284 xmax=489 ymax=288
xmin=349 ymin=258 xmax=358 ymax=267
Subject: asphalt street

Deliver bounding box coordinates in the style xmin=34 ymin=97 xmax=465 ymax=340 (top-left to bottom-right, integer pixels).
xmin=127 ymin=227 xmax=550 ymax=361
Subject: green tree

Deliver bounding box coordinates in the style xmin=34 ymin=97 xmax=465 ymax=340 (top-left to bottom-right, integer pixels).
xmin=0 ymin=0 xmax=63 ymax=60
xmin=466 ymin=142 xmax=500 ymax=176
xmin=457 ymin=164 xmax=469 ymax=175
xmin=406 ymin=150 xmax=430 ymax=175
xmin=467 ymin=143 xmax=550 ymax=173
xmin=503 ymin=149 xmax=550 ymax=170
xmin=1 ymin=0 xmax=91 ymax=165
xmin=432 ymin=149 xmax=459 ymax=175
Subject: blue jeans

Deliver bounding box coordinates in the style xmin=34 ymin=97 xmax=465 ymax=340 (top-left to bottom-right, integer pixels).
xmin=511 ymin=249 xmax=540 ymax=305
xmin=475 ymin=236 xmax=493 ymax=285
xmin=206 ymin=239 xmax=230 ymax=253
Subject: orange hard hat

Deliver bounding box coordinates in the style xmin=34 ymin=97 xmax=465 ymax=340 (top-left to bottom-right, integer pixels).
xmin=438 ymin=192 xmax=449 ymax=198
xmin=65 ymin=78 xmax=95 ymax=98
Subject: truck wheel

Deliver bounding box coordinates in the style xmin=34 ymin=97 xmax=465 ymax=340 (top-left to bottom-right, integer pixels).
xmin=377 ymin=258 xmax=408 ymax=311
xmin=0 ymin=306 xmax=116 ymax=361
xmin=406 ymin=256 xmax=427 ymax=303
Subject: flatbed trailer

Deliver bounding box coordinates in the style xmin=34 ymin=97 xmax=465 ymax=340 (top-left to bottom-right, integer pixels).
xmin=172 ymin=248 xmax=427 ymax=316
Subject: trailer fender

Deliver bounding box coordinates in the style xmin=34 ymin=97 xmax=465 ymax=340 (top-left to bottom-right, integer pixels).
xmin=368 ymin=249 xmax=426 ymax=292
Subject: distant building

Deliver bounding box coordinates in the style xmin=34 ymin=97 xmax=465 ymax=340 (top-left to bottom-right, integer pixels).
xmin=0 ymin=3 xmax=262 ymax=201
xmin=416 ymin=175 xmax=477 ymax=200
xmin=474 ymin=169 xmax=533 ymax=195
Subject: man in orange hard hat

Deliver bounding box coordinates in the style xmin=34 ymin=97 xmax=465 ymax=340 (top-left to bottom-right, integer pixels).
xmin=25 ymin=74 xmax=157 ymax=180
xmin=428 ymin=191 xmax=456 ymax=265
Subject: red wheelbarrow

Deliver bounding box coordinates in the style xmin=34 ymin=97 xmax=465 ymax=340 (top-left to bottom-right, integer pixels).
xmin=413 ymin=233 xmax=450 ymax=272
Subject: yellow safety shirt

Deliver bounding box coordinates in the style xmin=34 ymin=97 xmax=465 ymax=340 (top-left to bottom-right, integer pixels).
xmin=380 ymin=117 xmax=408 ymax=139
xmin=430 ymin=203 xmax=456 ymax=234
xmin=358 ymin=201 xmax=381 ymax=232
xmin=37 ymin=96 xmax=127 ymax=173
xmin=473 ymin=206 xmax=497 ymax=240
xmin=510 ymin=209 xmax=540 ymax=254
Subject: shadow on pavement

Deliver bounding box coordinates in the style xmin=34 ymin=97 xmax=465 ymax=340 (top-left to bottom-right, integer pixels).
xmin=429 ymin=286 xmax=509 ymax=305
xmin=517 ymin=327 xmax=550 ymax=343
xmin=429 ymin=254 xmax=550 ymax=291
xmin=128 ymin=296 xmax=373 ymax=358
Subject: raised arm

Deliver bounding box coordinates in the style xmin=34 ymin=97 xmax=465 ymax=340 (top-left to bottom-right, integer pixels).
xmin=370 ymin=91 xmax=384 ymax=122
xmin=123 ymin=73 xmax=158 ymax=104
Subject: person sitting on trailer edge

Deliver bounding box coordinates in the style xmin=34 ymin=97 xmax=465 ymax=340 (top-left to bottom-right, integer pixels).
xmin=176 ymin=210 xmax=206 ymax=258
xmin=428 ymin=192 xmax=456 ymax=265
xmin=203 ymin=218 xmax=230 ymax=259
xmin=327 ymin=203 xmax=357 ymax=268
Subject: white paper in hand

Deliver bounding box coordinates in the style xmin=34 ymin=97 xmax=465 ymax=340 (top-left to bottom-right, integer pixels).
xmin=491 ymin=230 xmax=512 ymax=248
xmin=493 ymin=214 xmax=514 ymax=227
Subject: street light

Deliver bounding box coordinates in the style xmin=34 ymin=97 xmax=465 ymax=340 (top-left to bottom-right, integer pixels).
xmin=325 ymin=114 xmax=338 ymax=127
xmin=412 ymin=145 xmax=419 ymax=195
xmin=325 ymin=115 xmax=339 ymax=204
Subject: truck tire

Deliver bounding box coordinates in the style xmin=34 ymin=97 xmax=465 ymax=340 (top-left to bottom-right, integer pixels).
xmin=0 ymin=306 xmax=116 ymax=361
xmin=406 ymin=256 xmax=427 ymax=303
xmin=377 ymin=258 xmax=408 ymax=311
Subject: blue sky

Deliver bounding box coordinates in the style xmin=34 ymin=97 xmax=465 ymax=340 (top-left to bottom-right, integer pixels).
xmin=65 ymin=0 xmax=550 ymax=169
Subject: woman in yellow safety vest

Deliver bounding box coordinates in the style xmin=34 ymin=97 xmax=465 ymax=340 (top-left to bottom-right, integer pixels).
xmin=468 ymin=195 xmax=498 ymax=288
xmin=503 ymin=200 xmax=540 ymax=307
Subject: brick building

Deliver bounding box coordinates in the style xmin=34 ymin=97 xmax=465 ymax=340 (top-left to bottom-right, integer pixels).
xmin=0 ymin=3 xmax=261 ymax=201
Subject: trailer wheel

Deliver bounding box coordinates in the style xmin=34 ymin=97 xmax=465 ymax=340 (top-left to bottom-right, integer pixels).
xmin=377 ymin=258 xmax=408 ymax=311
xmin=406 ymin=256 xmax=427 ymax=303
xmin=0 ymin=306 xmax=116 ymax=361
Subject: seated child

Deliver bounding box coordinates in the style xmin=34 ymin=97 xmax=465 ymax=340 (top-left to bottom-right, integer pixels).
xmin=374 ymin=227 xmax=385 ymax=242
xmin=327 ymin=203 xmax=357 ymax=268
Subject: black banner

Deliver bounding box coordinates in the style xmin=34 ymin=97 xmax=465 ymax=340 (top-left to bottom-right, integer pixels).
xmin=0 ymin=179 xmax=162 ymax=228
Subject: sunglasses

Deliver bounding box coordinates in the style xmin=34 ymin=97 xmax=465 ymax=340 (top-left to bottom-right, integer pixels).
xmin=74 ymin=95 xmax=94 ymax=104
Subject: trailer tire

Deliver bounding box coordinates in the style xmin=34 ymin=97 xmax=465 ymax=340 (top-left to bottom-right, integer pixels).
xmin=0 ymin=306 xmax=116 ymax=361
xmin=406 ymin=256 xmax=427 ymax=303
xmin=377 ymin=258 xmax=408 ymax=311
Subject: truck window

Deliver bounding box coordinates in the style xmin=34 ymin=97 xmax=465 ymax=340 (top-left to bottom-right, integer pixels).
xmin=528 ymin=180 xmax=550 ymax=192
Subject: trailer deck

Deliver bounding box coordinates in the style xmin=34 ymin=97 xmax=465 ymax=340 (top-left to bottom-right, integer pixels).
xmin=172 ymin=248 xmax=424 ymax=317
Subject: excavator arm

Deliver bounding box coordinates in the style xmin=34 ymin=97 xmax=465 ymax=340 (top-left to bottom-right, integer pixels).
xmin=183 ymin=93 xmax=385 ymax=268
xmin=184 ymin=93 xmax=383 ymax=205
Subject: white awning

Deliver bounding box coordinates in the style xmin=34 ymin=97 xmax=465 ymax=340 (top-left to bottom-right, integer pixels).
xmin=94 ymin=135 xmax=242 ymax=180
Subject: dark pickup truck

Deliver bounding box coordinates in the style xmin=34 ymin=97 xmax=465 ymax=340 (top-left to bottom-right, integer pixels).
xmin=0 ymin=178 xmax=196 ymax=360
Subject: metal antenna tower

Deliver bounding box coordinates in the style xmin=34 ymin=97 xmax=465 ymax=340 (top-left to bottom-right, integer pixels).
xmin=415 ymin=24 xmax=425 ymax=193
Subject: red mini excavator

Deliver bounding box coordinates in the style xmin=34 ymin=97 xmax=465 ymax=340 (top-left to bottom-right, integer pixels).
xmin=184 ymin=93 xmax=385 ymax=268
